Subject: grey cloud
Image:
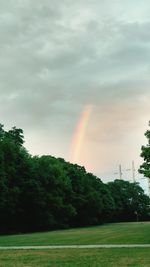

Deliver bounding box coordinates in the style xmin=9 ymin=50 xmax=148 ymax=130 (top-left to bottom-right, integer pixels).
xmin=0 ymin=0 xmax=150 ymax=175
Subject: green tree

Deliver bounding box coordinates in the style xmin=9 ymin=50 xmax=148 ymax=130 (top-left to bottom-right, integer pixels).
xmin=0 ymin=124 xmax=4 ymax=140
xmin=108 ymin=180 xmax=150 ymax=222
xmin=0 ymin=123 xmax=150 ymax=234
xmin=6 ymin=126 xmax=24 ymax=146
xmin=22 ymin=155 xmax=76 ymax=231
xmin=139 ymin=121 xmax=150 ymax=178
xmin=0 ymin=125 xmax=31 ymax=233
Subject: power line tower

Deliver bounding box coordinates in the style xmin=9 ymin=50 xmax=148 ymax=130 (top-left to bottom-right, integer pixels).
xmin=114 ymin=162 xmax=136 ymax=181
xmin=126 ymin=161 xmax=136 ymax=182
xmin=119 ymin=164 xmax=122 ymax=180
xmin=132 ymin=161 xmax=136 ymax=182
xmin=114 ymin=164 xmax=123 ymax=180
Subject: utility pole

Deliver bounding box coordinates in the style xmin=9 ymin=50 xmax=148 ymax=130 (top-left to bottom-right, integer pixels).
xmin=132 ymin=161 xmax=136 ymax=182
xmin=125 ymin=161 xmax=136 ymax=182
xmin=119 ymin=164 xmax=122 ymax=180
xmin=114 ymin=164 xmax=123 ymax=180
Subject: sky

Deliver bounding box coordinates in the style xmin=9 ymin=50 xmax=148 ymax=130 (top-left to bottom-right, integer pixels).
xmin=0 ymin=0 xmax=150 ymax=190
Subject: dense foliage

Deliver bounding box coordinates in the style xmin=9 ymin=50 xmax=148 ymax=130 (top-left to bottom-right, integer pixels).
xmin=0 ymin=124 xmax=150 ymax=234
xmin=139 ymin=121 xmax=150 ymax=178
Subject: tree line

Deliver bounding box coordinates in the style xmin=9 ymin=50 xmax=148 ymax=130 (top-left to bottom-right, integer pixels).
xmin=0 ymin=124 xmax=150 ymax=234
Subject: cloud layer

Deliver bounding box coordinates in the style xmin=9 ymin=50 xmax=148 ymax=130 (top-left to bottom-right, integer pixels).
xmin=0 ymin=0 xmax=150 ymax=180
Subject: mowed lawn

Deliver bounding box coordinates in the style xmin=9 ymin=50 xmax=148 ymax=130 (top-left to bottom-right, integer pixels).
xmin=0 ymin=248 xmax=150 ymax=267
xmin=0 ymin=222 xmax=150 ymax=267
xmin=0 ymin=222 xmax=150 ymax=246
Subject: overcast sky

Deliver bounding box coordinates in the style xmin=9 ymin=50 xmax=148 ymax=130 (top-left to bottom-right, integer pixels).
xmin=0 ymin=0 xmax=150 ymax=187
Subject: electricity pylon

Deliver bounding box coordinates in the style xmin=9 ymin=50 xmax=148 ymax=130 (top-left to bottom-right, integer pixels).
xmin=125 ymin=161 xmax=136 ymax=182
xmin=114 ymin=164 xmax=123 ymax=180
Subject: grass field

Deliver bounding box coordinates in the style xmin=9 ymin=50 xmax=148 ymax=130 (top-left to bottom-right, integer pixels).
xmin=0 ymin=248 xmax=150 ymax=267
xmin=0 ymin=222 xmax=150 ymax=267
xmin=0 ymin=222 xmax=150 ymax=246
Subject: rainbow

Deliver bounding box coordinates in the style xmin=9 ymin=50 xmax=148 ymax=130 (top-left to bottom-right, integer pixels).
xmin=70 ymin=104 xmax=93 ymax=163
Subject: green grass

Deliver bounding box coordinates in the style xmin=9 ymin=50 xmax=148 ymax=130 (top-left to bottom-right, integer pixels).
xmin=0 ymin=222 xmax=150 ymax=246
xmin=0 ymin=248 xmax=150 ymax=267
xmin=0 ymin=222 xmax=150 ymax=266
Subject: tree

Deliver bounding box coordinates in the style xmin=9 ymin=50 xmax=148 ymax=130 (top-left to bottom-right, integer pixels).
xmin=0 ymin=124 xmax=4 ymax=141
xmin=108 ymin=180 xmax=150 ymax=222
xmin=6 ymin=127 xmax=24 ymax=146
xmin=0 ymin=126 xmax=32 ymax=233
xmin=0 ymin=123 xmax=150 ymax=234
xmin=139 ymin=121 xmax=150 ymax=178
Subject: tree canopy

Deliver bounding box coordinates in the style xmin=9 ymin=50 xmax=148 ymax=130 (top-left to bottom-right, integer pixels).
xmin=139 ymin=121 xmax=150 ymax=178
xmin=0 ymin=124 xmax=150 ymax=234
